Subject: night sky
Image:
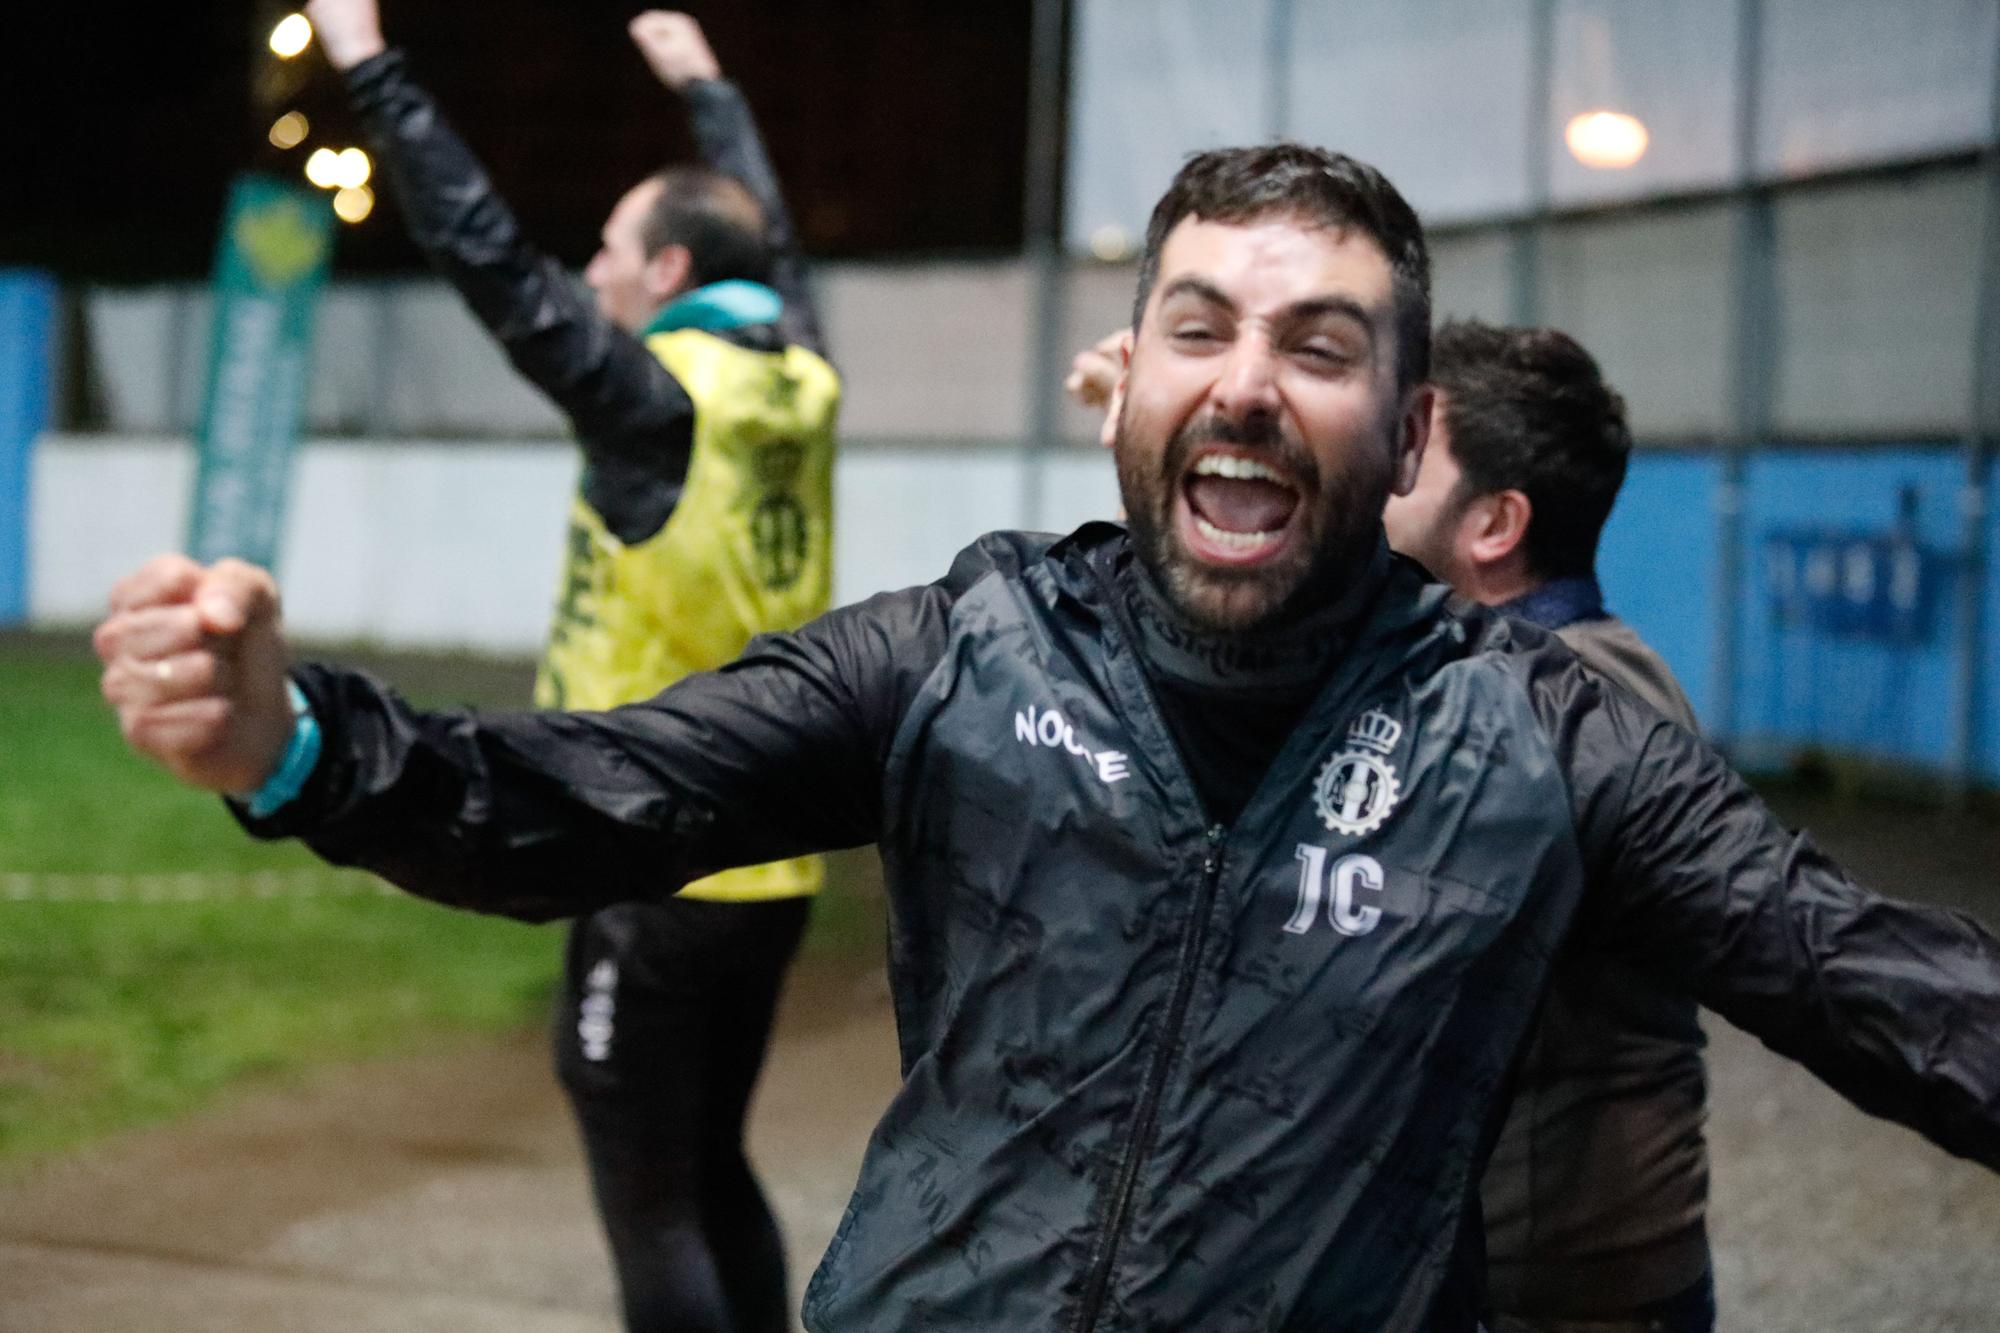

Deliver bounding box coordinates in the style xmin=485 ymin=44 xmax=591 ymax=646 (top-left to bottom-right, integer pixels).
xmin=3 ymin=1 xmax=1037 ymax=282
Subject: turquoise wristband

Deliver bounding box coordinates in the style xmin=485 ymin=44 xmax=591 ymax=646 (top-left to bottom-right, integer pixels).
xmin=243 ymin=680 xmax=322 ymax=819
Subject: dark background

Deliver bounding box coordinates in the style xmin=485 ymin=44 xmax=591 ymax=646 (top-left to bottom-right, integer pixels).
xmin=2 ymin=1 xmax=1036 ymax=281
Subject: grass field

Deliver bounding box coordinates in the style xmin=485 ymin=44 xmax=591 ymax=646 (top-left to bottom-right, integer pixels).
xmin=0 ymin=633 xmax=881 ymax=1166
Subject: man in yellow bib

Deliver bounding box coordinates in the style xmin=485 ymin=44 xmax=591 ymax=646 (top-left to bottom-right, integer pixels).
xmin=308 ymin=4 xmax=837 ymax=1328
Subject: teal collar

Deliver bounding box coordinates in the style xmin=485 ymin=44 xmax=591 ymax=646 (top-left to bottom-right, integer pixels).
xmin=643 ymin=280 xmax=783 ymax=336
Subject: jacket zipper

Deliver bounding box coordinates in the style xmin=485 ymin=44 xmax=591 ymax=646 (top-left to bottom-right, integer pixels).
xmin=1071 ymin=820 xmax=1229 ymax=1333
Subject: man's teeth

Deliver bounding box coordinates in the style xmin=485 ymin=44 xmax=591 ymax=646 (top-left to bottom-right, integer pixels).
xmin=1194 ymin=516 xmax=1283 ymax=548
xmin=1192 ymin=454 xmax=1286 ymax=484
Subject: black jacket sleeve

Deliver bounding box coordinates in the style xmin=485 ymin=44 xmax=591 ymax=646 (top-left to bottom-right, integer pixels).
xmin=682 ymin=78 xmax=827 ymax=360
xmin=343 ymin=50 xmax=697 ymax=489
xmin=1539 ymin=652 xmax=2000 ymax=1170
xmin=230 ymin=533 xmax=1049 ymax=920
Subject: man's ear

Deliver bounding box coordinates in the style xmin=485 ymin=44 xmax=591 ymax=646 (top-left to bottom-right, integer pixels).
xmin=643 ymin=244 xmax=694 ymax=303
xmin=1098 ymin=332 xmax=1134 ymax=451
xmin=1390 ymin=383 xmax=1435 ymax=497
xmin=1467 ymin=489 xmax=1532 ymax=566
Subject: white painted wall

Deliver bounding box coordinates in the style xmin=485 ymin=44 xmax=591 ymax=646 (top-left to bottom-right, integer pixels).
xmin=75 ymin=261 xmax=1141 ymax=450
xmin=29 ymin=435 xmax=1120 ymax=653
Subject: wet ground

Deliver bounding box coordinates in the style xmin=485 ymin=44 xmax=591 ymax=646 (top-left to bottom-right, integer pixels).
xmin=1705 ymin=791 xmax=2000 ymax=1331
xmin=0 ymin=793 xmax=1994 ymax=1331
xmin=0 ymin=953 xmax=900 ymax=1333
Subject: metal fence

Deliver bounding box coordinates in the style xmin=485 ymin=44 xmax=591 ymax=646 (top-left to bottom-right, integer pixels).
xmin=25 ymin=0 xmax=2000 ymax=788
xmin=1062 ymin=0 xmax=2000 ymax=789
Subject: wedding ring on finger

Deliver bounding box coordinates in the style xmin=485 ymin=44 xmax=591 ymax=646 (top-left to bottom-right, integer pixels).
xmin=153 ymin=659 xmax=174 ymax=685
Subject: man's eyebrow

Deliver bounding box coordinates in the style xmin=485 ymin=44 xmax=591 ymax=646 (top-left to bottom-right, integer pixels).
xmin=1158 ymin=280 xmax=1379 ymax=342
xmin=1281 ymin=297 xmax=1377 ymax=340
xmin=1157 ymin=276 xmax=1235 ymax=310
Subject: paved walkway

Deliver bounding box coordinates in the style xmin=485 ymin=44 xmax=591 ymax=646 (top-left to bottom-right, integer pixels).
xmin=0 ymin=966 xmax=901 ymax=1332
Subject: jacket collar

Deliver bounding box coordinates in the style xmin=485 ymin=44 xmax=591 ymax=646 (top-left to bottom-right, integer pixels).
xmin=1120 ymin=537 xmax=1399 ymax=694
xmin=1034 ymin=523 xmax=1442 ymax=697
xmin=1498 ymin=575 xmax=1609 ymax=632
xmin=642 ymin=279 xmax=784 ymax=337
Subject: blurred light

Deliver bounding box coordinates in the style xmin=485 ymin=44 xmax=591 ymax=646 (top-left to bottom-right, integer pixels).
xmin=269 ymin=13 xmax=313 ymax=59
xmin=332 ymin=185 xmax=375 ymax=224
xmin=1089 ymin=224 xmax=1133 ymax=263
xmin=304 ymin=147 xmax=342 ymax=189
xmin=267 ymin=111 xmax=309 ymax=150
xmin=332 ymin=147 xmax=372 ymax=190
xmin=1564 ymin=110 xmax=1649 ymax=170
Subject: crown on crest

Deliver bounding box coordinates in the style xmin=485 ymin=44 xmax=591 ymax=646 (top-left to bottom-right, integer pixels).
xmin=1345 ymin=708 xmax=1402 ymax=756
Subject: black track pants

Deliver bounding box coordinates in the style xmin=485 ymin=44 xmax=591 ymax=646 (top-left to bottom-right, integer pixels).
xmin=555 ymin=896 xmax=811 ymax=1333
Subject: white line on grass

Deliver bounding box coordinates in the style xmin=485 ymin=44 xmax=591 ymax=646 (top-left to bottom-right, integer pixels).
xmin=0 ymin=871 xmax=398 ymax=904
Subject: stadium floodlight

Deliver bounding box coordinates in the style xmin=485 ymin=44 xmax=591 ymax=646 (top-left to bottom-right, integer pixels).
xmin=332 ymin=147 xmax=372 ymax=190
xmin=269 ymin=13 xmax=313 ymax=59
xmin=1564 ymin=110 xmax=1649 ymax=170
xmin=332 ymin=185 xmax=375 ymax=224
xmin=268 ymin=111 xmax=310 ymax=151
xmin=304 ymin=147 xmax=342 ymax=189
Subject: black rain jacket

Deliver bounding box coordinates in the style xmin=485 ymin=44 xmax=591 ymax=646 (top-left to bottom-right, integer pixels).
xmin=243 ymin=526 xmax=2000 ymax=1332
xmin=345 ymin=50 xmax=826 ymax=545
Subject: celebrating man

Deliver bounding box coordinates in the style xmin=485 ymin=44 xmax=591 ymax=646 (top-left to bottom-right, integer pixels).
xmin=1070 ymin=319 xmax=1725 ymax=1327
xmin=1068 ymin=318 xmax=1728 ymax=1330
xmin=98 ymin=145 xmax=2000 ymax=1331
xmin=302 ymin=4 xmax=838 ymax=1329
xmin=1382 ymin=322 xmax=1714 ymax=1332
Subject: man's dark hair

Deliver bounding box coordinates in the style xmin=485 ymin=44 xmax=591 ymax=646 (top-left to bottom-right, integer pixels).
xmin=1431 ymin=320 xmax=1633 ymax=581
xmin=640 ymin=165 xmax=774 ymax=288
xmin=1133 ymin=144 xmax=1432 ymax=389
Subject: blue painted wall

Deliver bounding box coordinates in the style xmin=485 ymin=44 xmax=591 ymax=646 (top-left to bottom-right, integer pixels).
xmin=0 ymin=271 xmax=56 ymax=625
xmin=1597 ymin=451 xmax=1724 ymax=725
xmin=1599 ymin=445 xmax=1995 ymax=783
xmin=1738 ymin=449 xmax=1965 ymax=770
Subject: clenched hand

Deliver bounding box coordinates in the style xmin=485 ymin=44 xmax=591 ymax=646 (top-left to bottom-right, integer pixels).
xmin=629 ymin=11 xmax=722 ymax=91
xmin=305 ymin=0 xmax=387 ymax=72
xmin=1065 ymin=327 xmax=1129 ymax=415
xmin=95 ymin=556 xmax=298 ymax=795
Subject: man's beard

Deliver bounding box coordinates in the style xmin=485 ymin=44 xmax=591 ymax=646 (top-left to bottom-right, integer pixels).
xmin=1114 ymin=407 xmax=1394 ymax=635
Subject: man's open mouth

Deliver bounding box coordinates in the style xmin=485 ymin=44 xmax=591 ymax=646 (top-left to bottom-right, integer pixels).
xmin=1177 ymin=450 xmax=1303 ymax=564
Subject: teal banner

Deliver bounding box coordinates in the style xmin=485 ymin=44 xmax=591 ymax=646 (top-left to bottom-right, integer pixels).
xmin=187 ymin=175 xmax=333 ymax=568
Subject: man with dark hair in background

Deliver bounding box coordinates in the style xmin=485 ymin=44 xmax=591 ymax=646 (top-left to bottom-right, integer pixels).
xmin=304 ymin=3 xmax=839 ymax=1330
xmin=1383 ymin=322 xmax=1713 ymax=1333
xmin=99 ymin=143 xmax=2000 ymax=1331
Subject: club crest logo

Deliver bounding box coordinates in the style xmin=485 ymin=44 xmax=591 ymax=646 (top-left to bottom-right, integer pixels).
xmin=1312 ymin=707 xmax=1404 ymax=838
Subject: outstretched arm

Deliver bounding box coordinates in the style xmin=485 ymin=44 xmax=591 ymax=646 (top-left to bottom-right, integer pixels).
xmin=1544 ymin=658 xmax=2000 ymax=1170
xmin=95 ymin=553 xmax=963 ymax=921
xmin=630 ymin=11 xmax=828 ymax=358
xmin=307 ymin=0 xmax=695 ymax=467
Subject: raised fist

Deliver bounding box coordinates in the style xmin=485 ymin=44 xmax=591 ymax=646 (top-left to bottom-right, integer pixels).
xmin=629 ymin=11 xmax=722 ymax=91
xmin=1065 ymin=327 xmax=1130 ymax=416
xmin=305 ymin=0 xmax=387 ymax=72
xmin=95 ymin=556 xmax=299 ymax=795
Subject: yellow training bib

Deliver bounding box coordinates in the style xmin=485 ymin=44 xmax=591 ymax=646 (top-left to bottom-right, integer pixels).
xmin=534 ymin=327 xmax=840 ymax=901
